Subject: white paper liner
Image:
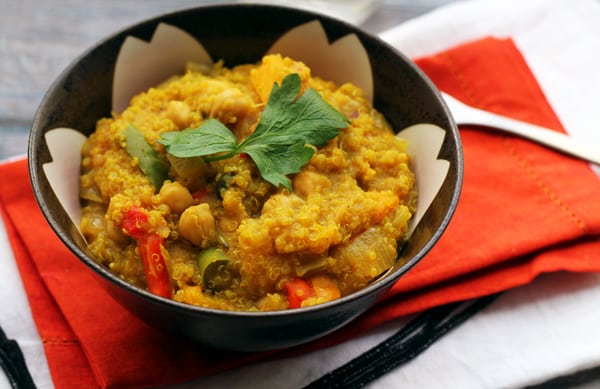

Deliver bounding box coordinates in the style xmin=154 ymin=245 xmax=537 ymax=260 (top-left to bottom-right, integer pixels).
xmin=112 ymin=23 xmax=213 ymax=114
xmin=266 ymin=20 xmax=373 ymax=102
xmin=42 ymin=128 xmax=87 ymax=231
xmin=397 ymin=124 xmax=450 ymax=237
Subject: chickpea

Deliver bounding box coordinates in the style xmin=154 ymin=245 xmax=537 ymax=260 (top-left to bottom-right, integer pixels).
xmin=105 ymin=218 xmax=128 ymax=244
xmin=166 ymin=101 xmax=191 ymax=129
xmin=179 ymin=203 xmax=216 ymax=247
xmin=209 ymin=88 xmax=254 ymax=124
xmin=159 ymin=181 xmax=193 ymax=214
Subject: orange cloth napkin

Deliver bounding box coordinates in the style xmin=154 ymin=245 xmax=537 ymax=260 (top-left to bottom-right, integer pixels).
xmin=2 ymin=37 xmax=600 ymax=388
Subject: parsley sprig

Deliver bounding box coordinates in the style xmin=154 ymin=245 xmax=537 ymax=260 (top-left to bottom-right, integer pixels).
xmin=159 ymin=73 xmax=349 ymax=191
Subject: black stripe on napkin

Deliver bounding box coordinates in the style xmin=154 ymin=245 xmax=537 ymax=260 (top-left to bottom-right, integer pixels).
xmin=304 ymin=293 xmax=501 ymax=389
xmin=0 ymin=324 xmax=36 ymax=389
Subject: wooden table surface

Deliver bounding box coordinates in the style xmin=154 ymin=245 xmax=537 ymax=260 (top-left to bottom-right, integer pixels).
xmin=0 ymin=0 xmax=455 ymax=161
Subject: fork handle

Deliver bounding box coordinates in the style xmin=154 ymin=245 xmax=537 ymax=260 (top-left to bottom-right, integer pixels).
xmin=460 ymin=108 xmax=600 ymax=165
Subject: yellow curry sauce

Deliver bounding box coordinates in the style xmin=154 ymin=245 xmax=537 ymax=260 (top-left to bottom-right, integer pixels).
xmin=79 ymin=54 xmax=416 ymax=311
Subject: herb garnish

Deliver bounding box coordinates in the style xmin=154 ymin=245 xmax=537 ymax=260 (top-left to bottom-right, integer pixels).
xmin=159 ymin=73 xmax=349 ymax=190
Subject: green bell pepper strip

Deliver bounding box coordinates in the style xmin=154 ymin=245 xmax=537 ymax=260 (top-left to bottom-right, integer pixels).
xmin=123 ymin=125 xmax=169 ymax=190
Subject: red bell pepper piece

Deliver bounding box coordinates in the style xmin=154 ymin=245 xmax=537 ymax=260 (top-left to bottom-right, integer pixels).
xmin=137 ymin=233 xmax=171 ymax=298
xmin=121 ymin=207 xmax=149 ymax=240
xmin=284 ymin=277 xmax=313 ymax=309
xmin=191 ymin=188 xmax=209 ymax=202
xmin=121 ymin=207 xmax=171 ymax=298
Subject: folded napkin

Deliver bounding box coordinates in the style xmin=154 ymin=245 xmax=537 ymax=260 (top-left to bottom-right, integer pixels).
xmin=2 ymin=37 xmax=600 ymax=388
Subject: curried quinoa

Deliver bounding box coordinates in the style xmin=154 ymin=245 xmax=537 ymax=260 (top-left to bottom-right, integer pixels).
xmin=79 ymin=54 xmax=416 ymax=311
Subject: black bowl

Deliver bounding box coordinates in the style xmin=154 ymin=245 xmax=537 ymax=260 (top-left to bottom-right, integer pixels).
xmin=28 ymin=4 xmax=462 ymax=352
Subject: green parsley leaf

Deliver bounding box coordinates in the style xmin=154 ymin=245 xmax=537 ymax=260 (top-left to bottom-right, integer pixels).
xmin=159 ymin=73 xmax=350 ymax=191
xmin=160 ymin=118 xmax=238 ymax=160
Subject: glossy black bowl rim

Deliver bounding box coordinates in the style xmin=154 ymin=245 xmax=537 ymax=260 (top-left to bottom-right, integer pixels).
xmin=28 ymin=3 xmax=463 ymax=320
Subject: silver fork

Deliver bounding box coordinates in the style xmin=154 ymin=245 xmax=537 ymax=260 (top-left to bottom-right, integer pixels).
xmin=441 ymin=92 xmax=600 ymax=165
